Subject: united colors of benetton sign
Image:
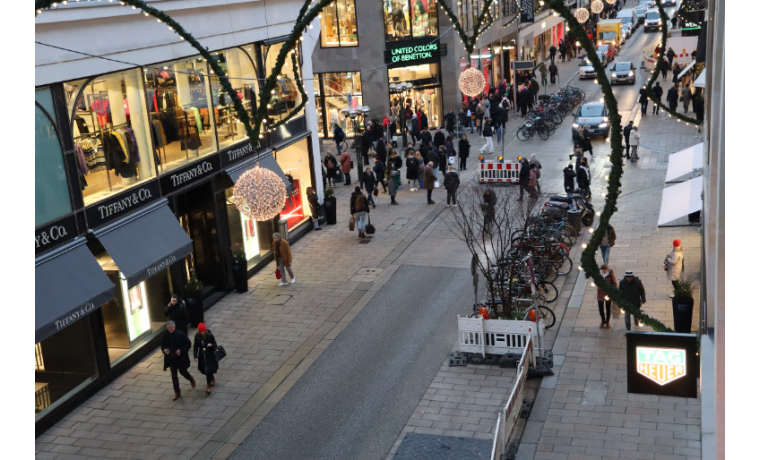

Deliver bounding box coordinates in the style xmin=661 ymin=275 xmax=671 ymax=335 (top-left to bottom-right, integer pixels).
xmin=626 ymin=332 xmax=698 ymax=398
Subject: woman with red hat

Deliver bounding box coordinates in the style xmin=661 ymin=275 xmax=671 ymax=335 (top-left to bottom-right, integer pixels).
xmin=193 ymin=323 xmax=219 ymax=395
xmin=666 ymin=239 xmax=685 ymax=289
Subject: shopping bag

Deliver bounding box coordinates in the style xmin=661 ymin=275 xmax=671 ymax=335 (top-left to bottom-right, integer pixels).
xmin=275 ymin=268 xmax=281 ymax=280
xmin=611 ymin=301 xmax=621 ymax=318
xmin=434 ymin=181 xmax=440 ymax=188
xmin=349 ymin=214 xmax=355 ymax=231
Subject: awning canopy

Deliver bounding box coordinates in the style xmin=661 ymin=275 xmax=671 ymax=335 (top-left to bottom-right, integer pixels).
xmin=657 ymin=176 xmax=703 ymax=226
xmin=36 ymin=238 xmax=115 ymax=343
xmin=226 ymin=153 xmax=293 ymax=195
xmin=94 ymin=199 xmax=193 ymax=287
xmin=678 ymin=59 xmax=696 ymax=79
xmin=665 ymin=143 xmax=703 ymax=183
xmin=694 ymin=67 xmax=706 ymax=88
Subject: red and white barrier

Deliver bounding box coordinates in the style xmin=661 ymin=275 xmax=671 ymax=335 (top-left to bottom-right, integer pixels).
xmin=479 ymin=161 xmax=520 ymax=183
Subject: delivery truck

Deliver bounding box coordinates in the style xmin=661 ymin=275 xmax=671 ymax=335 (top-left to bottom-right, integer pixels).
xmin=596 ymin=19 xmax=623 ymax=48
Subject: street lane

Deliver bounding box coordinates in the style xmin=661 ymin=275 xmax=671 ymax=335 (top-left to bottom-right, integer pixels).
xmin=230 ymin=265 xmax=474 ymax=460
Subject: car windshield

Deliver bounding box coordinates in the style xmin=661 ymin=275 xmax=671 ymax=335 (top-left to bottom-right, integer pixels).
xmin=600 ymin=32 xmax=617 ymax=40
xmin=615 ymin=62 xmax=631 ymax=71
xmin=646 ymin=11 xmax=659 ymax=20
xmin=579 ymin=105 xmax=605 ymax=117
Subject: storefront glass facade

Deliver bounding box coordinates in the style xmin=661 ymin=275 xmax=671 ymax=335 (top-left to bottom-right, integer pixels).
xmin=36 ymin=88 xmax=72 ymax=227
xmin=209 ymin=47 xmax=259 ymax=150
xmin=276 ymin=139 xmax=313 ymax=231
xmin=321 ymin=0 xmax=359 ymax=47
xmin=383 ymin=0 xmax=439 ymax=42
xmin=313 ymin=72 xmax=363 ymax=138
xmin=388 ymin=63 xmax=442 ymax=129
xmin=263 ymin=42 xmax=305 ymax=123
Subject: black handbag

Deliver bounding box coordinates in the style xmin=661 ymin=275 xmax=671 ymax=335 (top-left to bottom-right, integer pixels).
xmin=214 ymin=345 xmax=227 ymax=362
xmin=365 ymin=216 xmax=376 ymax=235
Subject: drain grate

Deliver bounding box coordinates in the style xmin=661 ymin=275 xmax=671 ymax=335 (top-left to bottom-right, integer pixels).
xmin=359 ymin=239 xmax=371 ymax=244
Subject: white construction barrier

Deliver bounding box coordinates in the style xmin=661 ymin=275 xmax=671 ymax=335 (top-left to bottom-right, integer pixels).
xmin=458 ymin=316 xmax=544 ymax=357
xmin=479 ymin=161 xmax=520 ymax=184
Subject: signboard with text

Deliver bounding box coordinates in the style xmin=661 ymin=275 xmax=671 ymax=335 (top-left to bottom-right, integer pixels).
xmin=384 ymin=40 xmax=446 ymax=68
xmin=626 ymin=332 xmax=699 ymax=398
xmin=520 ymin=0 xmax=535 ymax=24
xmin=85 ymin=179 xmax=160 ymax=229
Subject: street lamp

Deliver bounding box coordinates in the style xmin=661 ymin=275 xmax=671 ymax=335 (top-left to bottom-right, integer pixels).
xmin=341 ymin=105 xmax=371 ymax=178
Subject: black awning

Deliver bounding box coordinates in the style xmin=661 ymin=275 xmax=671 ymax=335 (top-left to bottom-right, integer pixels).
xmin=226 ymin=153 xmax=293 ymax=196
xmin=94 ymin=199 xmax=193 ymax=287
xmin=36 ymin=238 xmax=115 ymax=343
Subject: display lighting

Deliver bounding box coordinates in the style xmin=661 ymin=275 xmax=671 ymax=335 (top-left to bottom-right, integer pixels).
xmin=230 ymin=164 xmax=288 ymax=222
xmin=590 ymin=0 xmax=605 ymax=14
xmin=574 ymin=8 xmax=590 ymax=23
xmin=458 ymin=68 xmax=486 ymax=97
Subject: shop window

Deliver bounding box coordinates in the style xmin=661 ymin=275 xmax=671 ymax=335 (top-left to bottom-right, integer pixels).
xmin=94 ymin=249 xmax=172 ymax=365
xmin=275 ymin=139 xmax=312 ymax=231
xmin=321 ymin=0 xmax=359 ymax=47
xmin=317 ymin=72 xmax=363 ymax=138
xmin=388 ymin=63 xmax=442 ymax=129
xmin=225 ymin=188 xmax=276 ymax=268
xmin=314 ymin=79 xmax=326 ymax=138
xmin=64 ymin=69 xmax=158 ymax=207
xmin=143 ymin=56 xmax=218 ymax=174
xmin=263 ymin=42 xmax=304 ymax=124
xmin=458 ymin=0 xmax=469 ymax=31
xmin=385 ymin=0 xmax=438 ymax=41
xmin=35 ymin=318 xmax=98 ymax=420
xmin=36 ymin=88 xmax=72 ymax=227
xmin=209 ymin=47 xmax=259 ymax=150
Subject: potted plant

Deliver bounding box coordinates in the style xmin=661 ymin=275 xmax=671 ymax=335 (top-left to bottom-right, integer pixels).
xmin=231 ymin=244 xmax=248 ymax=293
xmin=323 ymin=187 xmax=337 ymax=225
xmin=184 ymin=269 xmax=205 ymax=327
xmin=672 ymin=276 xmax=696 ymax=333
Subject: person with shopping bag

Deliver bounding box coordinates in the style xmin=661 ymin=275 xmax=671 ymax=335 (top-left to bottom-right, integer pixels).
xmin=193 ymin=323 xmax=218 ymax=395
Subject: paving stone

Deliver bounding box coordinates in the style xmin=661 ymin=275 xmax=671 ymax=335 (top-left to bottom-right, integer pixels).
xmin=393 ymin=432 xmax=492 ymax=459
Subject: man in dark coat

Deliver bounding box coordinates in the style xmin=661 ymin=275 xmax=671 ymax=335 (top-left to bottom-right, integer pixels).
xmin=373 ymin=157 xmax=387 ymax=193
xmin=517 ymin=158 xmax=531 ymax=201
xmin=458 ymin=109 xmax=469 ymax=132
xmin=420 ymin=110 xmax=429 ymax=131
xmin=361 ymin=166 xmax=378 ymax=207
xmin=411 ymin=115 xmax=421 ymax=145
xmin=443 ymin=165 xmax=460 ymax=206
xmin=163 ymin=295 xmax=190 ymax=335
xmin=658 ymin=58 xmax=669 ymax=81
xmin=623 ymin=121 xmax=634 ymax=158
xmin=563 ymin=164 xmax=577 ymax=208
xmin=619 ymin=270 xmax=646 ymax=331
xmin=576 ymin=157 xmax=591 ymax=199
xmin=639 ymin=87 xmax=649 ymax=114
xmin=162 ymin=321 xmax=196 ymax=401
xmin=459 ymin=135 xmax=470 ymax=170
xmin=375 ymin=136 xmax=388 ymax=163
xmin=433 ymin=127 xmax=446 ymax=150
xmin=423 ymin=162 xmax=436 ymax=204
xmin=360 ymin=129 xmax=372 ymax=165
xmin=333 ymin=124 xmax=345 ymax=154
xmin=437 ymin=146 xmax=447 ymax=178
xmin=549 ymin=44 xmax=557 ymax=63
xmin=666 ymin=47 xmax=676 ymax=68
xmin=666 ymin=85 xmax=679 ymax=112
xmin=444 ymin=109 xmax=457 ymax=135
xmin=549 ymin=62 xmax=558 ymax=84
xmin=420 ymin=128 xmax=433 ymax=147
xmin=492 ymin=105 xmax=507 ymax=143
xmin=652 ymin=82 xmax=664 ymax=115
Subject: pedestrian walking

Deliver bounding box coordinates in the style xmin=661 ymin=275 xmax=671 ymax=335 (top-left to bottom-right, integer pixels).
xmin=437 ymin=146 xmax=447 ymax=179
xmin=578 ymin=126 xmax=594 ymax=157
xmin=423 ymin=161 xmax=437 ymax=204
xmin=350 ymin=186 xmax=370 ymax=237
xmin=324 ymin=151 xmax=338 ymax=187
xmin=666 ymin=47 xmax=676 ymax=68
xmin=599 ymin=224 xmax=616 ymax=264
xmin=480 ymin=120 xmax=494 ymax=154
xmin=527 ymin=163 xmax=539 ymax=199
xmin=306 ymin=186 xmax=322 ymax=230
xmin=272 ymin=233 xmax=295 ymax=285
xmin=193 ymin=323 xmax=218 ymax=395
xmin=692 ymin=88 xmax=705 ymax=123
xmin=549 ymin=62 xmax=558 ymax=85
xmin=630 ymin=126 xmax=641 ymax=162
xmin=619 ymin=271 xmax=646 ymax=331
xmin=415 ymin=151 xmax=426 ymax=189
xmin=658 ymin=57 xmax=669 ymax=81
xmin=517 ymin=157 xmax=530 ymax=201
xmin=375 ymin=136 xmax=388 ymax=163
xmin=665 ymin=239 xmax=685 ymax=289
xmin=373 ymin=157 xmax=387 ymax=193
xmin=411 ymin=113 xmax=420 ymax=145
xmin=639 ymin=86 xmax=649 ymax=114
xmin=529 ymin=154 xmax=542 ymax=193
xmin=443 ymin=165 xmax=460 ymax=207
xmin=360 ymin=128 xmax=372 ymax=165
xmin=163 ymin=294 xmax=190 ymax=335
xmin=549 ymin=44 xmax=557 ymax=63
xmin=482 ymin=96 xmax=491 ymax=121
xmin=433 ymin=127 xmax=446 ymax=150
xmin=539 ymin=63 xmax=548 ymax=87
xmin=672 ymin=63 xmax=682 ymax=89
xmin=421 ymin=127 xmax=433 ymax=147
xmin=406 ymin=152 xmax=419 ymax=191
xmin=333 ymin=123 xmax=345 ymax=154
xmin=162 ymin=321 xmax=196 ymax=401
xmin=362 ymin=166 xmax=378 ymax=208
xmin=576 ymin=157 xmax=591 ymax=199
xmin=667 ymin=85 xmax=679 ymax=112
xmin=681 ymin=86 xmax=692 ymax=113
xmin=445 ymin=109 xmax=456 ymax=136
xmin=623 ymin=121 xmax=633 ymax=158
xmin=559 ymin=39 xmax=566 ymax=62
xmin=652 ymin=82 xmax=663 ymax=114
xmin=597 ymin=264 xmax=618 ymax=328
xmin=339 ymin=150 xmax=352 ymax=185
xmin=475 ymin=102 xmax=485 ymax=134
xmin=387 ymin=163 xmax=400 ymax=205
xmin=459 ymin=135 xmax=470 ymax=170
xmin=563 ymin=164 xmax=577 ymax=209
xmin=420 ymin=109 xmax=429 ymax=131
xmin=444 ymin=135 xmax=456 ymax=158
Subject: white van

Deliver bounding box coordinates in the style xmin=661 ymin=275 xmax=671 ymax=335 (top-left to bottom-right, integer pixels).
xmin=617 ymin=8 xmax=638 ymax=32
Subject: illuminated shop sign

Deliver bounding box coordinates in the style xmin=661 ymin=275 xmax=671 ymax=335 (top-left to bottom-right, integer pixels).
xmin=388 ymin=43 xmax=439 ymax=64
xmin=636 ymin=347 xmax=686 ymax=385
xmin=626 ymin=332 xmax=698 ymax=398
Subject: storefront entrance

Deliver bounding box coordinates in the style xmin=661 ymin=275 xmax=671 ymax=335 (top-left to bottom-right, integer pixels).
xmin=388 ymin=63 xmax=443 ymax=129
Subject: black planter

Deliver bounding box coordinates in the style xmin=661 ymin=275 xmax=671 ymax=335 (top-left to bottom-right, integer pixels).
xmin=324 ymin=196 xmax=337 ymax=225
xmin=231 ymin=261 xmax=249 ymax=293
xmin=672 ymin=297 xmax=694 ymax=333
xmin=186 ymin=295 xmax=204 ymax=327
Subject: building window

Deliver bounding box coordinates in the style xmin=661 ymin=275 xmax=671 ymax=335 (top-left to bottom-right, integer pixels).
xmin=225 ymin=186 xmax=276 ymax=269
xmin=384 ymin=0 xmax=439 ymax=41
xmin=275 ymin=139 xmax=312 ymax=231
xmin=263 ymin=42 xmax=305 ymax=124
xmin=208 ymin=46 xmax=259 ymax=150
xmin=321 ymin=0 xmax=359 ymax=47
xmin=314 ymin=72 xmax=363 ymax=138
xmin=388 ymin=63 xmax=442 ymax=129
xmin=36 ymin=88 xmax=73 ymax=227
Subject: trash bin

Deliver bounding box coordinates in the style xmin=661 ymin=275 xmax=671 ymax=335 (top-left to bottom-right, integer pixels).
xmin=672 ymin=298 xmax=694 ymax=333
xmin=324 ymin=196 xmax=337 ymax=225
xmin=567 ymin=209 xmax=582 ymax=234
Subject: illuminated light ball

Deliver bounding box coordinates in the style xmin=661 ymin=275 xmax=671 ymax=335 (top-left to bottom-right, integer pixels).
xmin=591 ymin=0 xmax=605 ymax=14
xmin=458 ymin=67 xmax=486 ymax=97
xmin=606 ymin=0 xmax=616 ymax=3
xmin=230 ymin=164 xmax=288 ymax=222
xmin=574 ymin=7 xmax=590 ymax=23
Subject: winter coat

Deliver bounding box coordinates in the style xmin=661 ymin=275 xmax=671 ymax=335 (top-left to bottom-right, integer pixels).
xmin=391 ymin=154 xmax=403 ymax=170
xmin=163 ymin=300 xmax=190 ymax=335
xmin=518 ymin=160 xmax=530 ymax=185
xmin=482 ymin=98 xmax=491 ymax=118
xmin=350 ymin=191 xmax=370 ymax=215
xmin=549 ymin=63 xmax=558 ymax=76
xmin=362 ymin=171 xmax=378 ymax=192
xmin=681 ymin=87 xmax=692 ymax=107
xmin=423 ymin=165 xmax=436 ymax=190
xmin=434 ymin=130 xmax=446 ymax=148
xmin=666 ymin=246 xmax=685 ymax=281
xmin=444 ymin=139 xmax=456 ymax=156
xmin=427 ymin=150 xmax=440 ymax=169
xmin=458 ymin=111 xmax=469 ymax=128
xmin=443 ymin=171 xmax=460 ymax=191
xmin=411 ymin=119 xmax=421 ymax=136
xmin=193 ymin=331 xmax=219 ymax=376
xmin=563 ymin=167 xmax=576 ymax=192
xmin=333 ymin=125 xmax=345 ymax=143
xmin=619 ymin=276 xmax=646 ymax=307
xmin=361 ymin=130 xmax=372 ymax=154
xmin=375 ymin=141 xmax=388 ymax=163
xmin=600 ymin=226 xmax=615 ymax=247
xmin=530 ymin=159 xmax=542 ymax=179
xmin=482 ymin=124 xmax=493 ymax=137
xmin=459 ymin=138 xmax=470 ymax=158
xmin=597 ymin=271 xmax=618 ymax=302
xmin=339 ymin=152 xmax=351 ymax=173
xmin=438 ymin=151 xmax=447 ymax=174
xmin=421 ymin=130 xmax=433 ymax=146
xmin=388 ymin=168 xmax=400 ymax=196
xmin=272 ymin=238 xmax=293 ymax=266
xmin=528 ymin=167 xmax=537 ymax=188
xmin=406 ymin=157 xmax=419 ymax=180
xmin=307 ymin=193 xmax=320 ymax=216
xmin=576 ymin=165 xmax=590 ymax=188
xmin=445 ymin=112 xmax=456 ymax=132
xmin=420 ymin=113 xmax=429 ymax=131
xmin=638 ymin=88 xmax=649 ymax=103
xmin=162 ymin=329 xmax=192 ymax=371
xmin=623 ymin=124 xmax=632 ymax=142
xmin=672 ymin=65 xmax=681 ymax=83
xmin=667 ymin=87 xmax=679 ymax=108
xmin=324 ymin=154 xmax=338 ymax=178
xmin=652 ymin=85 xmax=664 ymax=100
xmin=373 ymin=160 xmax=386 ymax=182
xmin=630 ymin=130 xmax=640 ymax=146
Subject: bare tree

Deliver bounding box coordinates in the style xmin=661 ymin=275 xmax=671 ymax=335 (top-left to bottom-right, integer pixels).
xmin=447 ymin=180 xmax=546 ymax=318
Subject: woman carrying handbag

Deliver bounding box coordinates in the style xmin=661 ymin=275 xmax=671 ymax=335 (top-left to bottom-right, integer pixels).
xmin=193 ymin=323 xmax=218 ymax=395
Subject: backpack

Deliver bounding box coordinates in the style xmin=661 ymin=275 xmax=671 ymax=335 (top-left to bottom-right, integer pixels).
xmin=608 ymin=225 xmax=617 ymax=247
xmin=355 ymin=195 xmax=366 ymax=212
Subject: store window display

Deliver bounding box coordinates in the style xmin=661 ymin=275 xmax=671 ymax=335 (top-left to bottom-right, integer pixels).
xmin=384 ymin=0 xmax=437 ymax=41
xmin=275 ymin=139 xmax=313 ymax=230
xmin=388 ymin=64 xmax=442 ymax=128
xmin=65 ymin=69 xmax=158 ymax=207
xmin=209 ymin=47 xmax=259 ymax=150
xmin=321 ymin=0 xmax=358 ymax=47
xmin=315 ymin=72 xmax=363 ymax=138
xmin=36 ymin=88 xmax=72 ymax=227
xmin=226 ymin=186 xmax=277 ymax=268
xmin=263 ymin=42 xmax=305 ymax=123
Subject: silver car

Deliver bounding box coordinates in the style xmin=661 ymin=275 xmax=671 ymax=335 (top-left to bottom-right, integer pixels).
xmin=610 ymin=61 xmax=637 ymax=85
xmin=572 ymin=102 xmax=610 ymax=141
xmin=579 ymin=51 xmax=608 ymax=79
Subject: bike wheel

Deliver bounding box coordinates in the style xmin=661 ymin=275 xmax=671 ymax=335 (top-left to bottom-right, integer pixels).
xmin=538 ymin=305 xmax=556 ymax=328
xmin=581 ymin=213 xmax=595 ymax=227
xmin=554 ymin=254 xmax=573 ymax=276
xmin=516 ymin=127 xmax=530 ymax=141
xmin=537 ymin=281 xmax=558 ymax=303
xmin=537 ymin=126 xmax=550 ymax=140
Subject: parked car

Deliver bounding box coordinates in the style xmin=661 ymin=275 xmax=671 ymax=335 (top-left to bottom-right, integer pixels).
xmin=662 ymin=0 xmax=677 ymax=6
xmin=572 ymin=102 xmax=610 ymax=141
xmin=609 ymin=61 xmax=637 ymax=85
xmin=579 ymin=51 xmax=608 ymax=79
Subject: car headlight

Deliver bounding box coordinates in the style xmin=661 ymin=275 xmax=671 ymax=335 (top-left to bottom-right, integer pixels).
xmin=628 ymin=71 xmax=634 ymax=77
xmin=657 ymin=20 xmax=662 ymax=25
xmin=603 ymin=117 xmax=609 ymax=122
xmin=612 ymin=73 xmax=617 ymax=78
xmin=599 ymin=123 xmax=608 ymax=128
xmin=572 ymin=123 xmax=579 ymax=128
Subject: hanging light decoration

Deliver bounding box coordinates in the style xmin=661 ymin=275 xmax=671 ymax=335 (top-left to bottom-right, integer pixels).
xmin=230 ymin=163 xmax=288 ymax=222
xmin=574 ymin=7 xmax=590 ymax=23
xmin=590 ymin=0 xmax=605 ymax=14
xmin=458 ymin=67 xmax=486 ymax=97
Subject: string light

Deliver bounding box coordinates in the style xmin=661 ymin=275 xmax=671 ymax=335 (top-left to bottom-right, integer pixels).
xmin=459 ymin=67 xmax=486 ymax=97
xmin=590 ymin=0 xmax=604 ymax=14
xmin=230 ymin=164 xmax=288 ymax=222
